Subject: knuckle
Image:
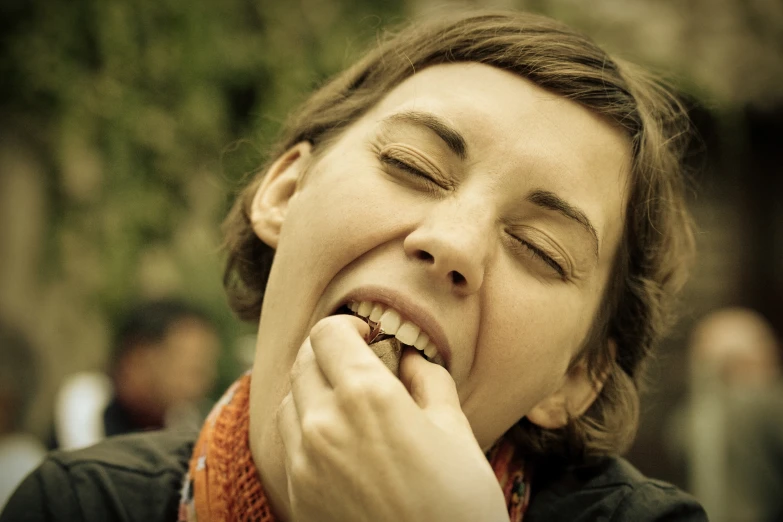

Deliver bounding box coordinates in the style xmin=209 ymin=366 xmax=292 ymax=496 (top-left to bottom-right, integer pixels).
xmin=287 ymin=454 xmax=315 ymax=491
xmin=310 ymin=315 xmax=345 ymax=340
xmin=338 ymin=374 xmax=372 ymax=400
xmin=299 ymin=412 xmax=334 ymax=451
xmin=288 ymin=452 xmax=308 ymax=478
xmin=310 ymin=314 xmax=366 ymax=345
xmin=299 ymin=412 xmax=325 ymax=438
xmin=337 ymin=374 xmax=395 ymax=408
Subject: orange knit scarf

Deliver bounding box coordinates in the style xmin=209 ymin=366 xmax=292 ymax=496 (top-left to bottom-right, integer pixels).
xmin=179 ymin=373 xmax=530 ymax=521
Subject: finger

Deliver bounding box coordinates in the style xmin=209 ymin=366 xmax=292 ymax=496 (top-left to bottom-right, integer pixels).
xmin=290 ymin=336 xmax=332 ymax=412
xmin=399 ymin=348 xmax=474 ymax=434
xmin=399 ymin=347 xmax=461 ymax=411
xmin=308 ymin=315 xmax=392 ymax=388
xmin=277 ymin=392 xmax=302 ymax=458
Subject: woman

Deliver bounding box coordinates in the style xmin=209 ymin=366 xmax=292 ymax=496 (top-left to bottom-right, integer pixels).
xmin=2 ymin=10 xmax=705 ymax=522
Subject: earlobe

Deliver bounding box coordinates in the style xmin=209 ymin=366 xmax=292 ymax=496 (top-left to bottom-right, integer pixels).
xmin=526 ymin=393 xmax=569 ymax=429
xmin=250 ymin=142 xmax=313 ymax=248
xmin=526 ymin=339 xmax=616 ymax=430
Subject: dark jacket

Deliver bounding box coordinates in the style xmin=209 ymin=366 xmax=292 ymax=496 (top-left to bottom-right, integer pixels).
xmin=1 ymin=431 xmax=707 ymax=521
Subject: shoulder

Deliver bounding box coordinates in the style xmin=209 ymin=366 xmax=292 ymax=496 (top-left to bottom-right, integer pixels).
xmin=1 ymin=430 xmax=196 ymax=522
xmin=526 ymin=455 xmax=707 ymax=522
xmin=49 ymin=428 xmax=196 ymax=474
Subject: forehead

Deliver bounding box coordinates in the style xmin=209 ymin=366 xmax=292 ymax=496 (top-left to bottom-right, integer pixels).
xmin=369 ymin=62 xmax=629 ymax=172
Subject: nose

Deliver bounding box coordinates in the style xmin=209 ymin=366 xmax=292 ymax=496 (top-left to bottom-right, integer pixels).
xmin=403 ymin=198 xmax=492 ymax=295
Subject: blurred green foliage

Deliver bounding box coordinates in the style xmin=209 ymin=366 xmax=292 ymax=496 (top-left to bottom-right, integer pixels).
xmin=0 ymin=0 xmax=404 ymax=394
xmin=5 ymin=0 xmax=773 ymax=423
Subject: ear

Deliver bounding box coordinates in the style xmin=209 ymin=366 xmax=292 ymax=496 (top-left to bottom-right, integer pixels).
xmin=250 ymin=142 xmax=313 ymax=248
xmin=526 ymin=339 xmax=616 ymax=429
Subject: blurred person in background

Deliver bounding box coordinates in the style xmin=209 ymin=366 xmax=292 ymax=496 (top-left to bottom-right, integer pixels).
xmin=3 ymin=10 xmax=706 ymax=522
xmin=50 ymin=299 xmax=220 ymax=450
xmin=0 ymin=322 xmax=45 ymax=510
xmin=669 ymin=307 xmax=783 ymax=522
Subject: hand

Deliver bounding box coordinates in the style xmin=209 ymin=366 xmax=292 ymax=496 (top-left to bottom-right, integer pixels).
xmin=277 ymin=315 xmax=509 ymax=522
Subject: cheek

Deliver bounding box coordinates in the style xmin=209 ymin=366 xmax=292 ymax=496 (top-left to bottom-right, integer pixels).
xmin=461 ymin=270 xmax=589 ymax=439
xmin=479 ymin=266 xmax=590 ymax=373
xmin=473 ymin=308 xmax=576 ymax=401
xmin=289 ymin=160 xmax=416 ymax=266
xmin=260 ymin=156 xmax=414 ymax=358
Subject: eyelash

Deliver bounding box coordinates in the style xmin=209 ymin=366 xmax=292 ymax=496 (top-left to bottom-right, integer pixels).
xmin=516 ymin=238 xmax=567 ymax=279
xmin=379 ymin=153 xmax=440 ymax=186
xmin=380 ymin=154 xmax=434 ymax=177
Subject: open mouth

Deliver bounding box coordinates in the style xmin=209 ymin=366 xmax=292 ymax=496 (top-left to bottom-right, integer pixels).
xmin=334 ymin=301 xmax=445 ymax=368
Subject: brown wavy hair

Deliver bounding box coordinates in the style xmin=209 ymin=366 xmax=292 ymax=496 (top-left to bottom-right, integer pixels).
xmin=222 ymin=11 xmax=695 ymax=462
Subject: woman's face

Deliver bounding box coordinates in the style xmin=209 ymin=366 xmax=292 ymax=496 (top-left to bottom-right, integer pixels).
xmin=249 ymin=61 xmax=630 ymax=485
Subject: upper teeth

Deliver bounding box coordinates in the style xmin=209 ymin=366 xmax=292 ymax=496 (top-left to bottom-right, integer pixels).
xmin=350 ymin=300 xmax=443 ymax=366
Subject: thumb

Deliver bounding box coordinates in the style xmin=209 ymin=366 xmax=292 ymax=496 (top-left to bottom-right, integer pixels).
xmin=399 ymin=347 xmax=463 ymax=413
xmin=399 ymin=348 xmax=474 ymax=436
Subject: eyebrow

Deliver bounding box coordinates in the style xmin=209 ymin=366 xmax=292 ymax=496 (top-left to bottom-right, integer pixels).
xmin=528 ymin=190 xmax=600 ymax=260
xmin=384 ymin=110 xmax=468 ymax=160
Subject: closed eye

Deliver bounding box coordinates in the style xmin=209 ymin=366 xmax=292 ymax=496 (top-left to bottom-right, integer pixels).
xmin=377 ymin=152 xmax=447 ymax=195
xmin=518 ymin=238 xmax=567 ymax=279
xmin=381 ymin=155 xmax=429 ymax=178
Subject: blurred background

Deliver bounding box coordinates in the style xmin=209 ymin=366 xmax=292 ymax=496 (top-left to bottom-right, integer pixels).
xmin=1 ymin=0 xmax=781 ymax=519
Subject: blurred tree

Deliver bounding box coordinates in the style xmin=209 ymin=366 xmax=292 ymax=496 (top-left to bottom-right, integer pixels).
xmin=0 ymin=0 xmax=404 ymax=437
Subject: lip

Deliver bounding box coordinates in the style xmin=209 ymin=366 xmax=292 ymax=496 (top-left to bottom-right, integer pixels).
xmin=336 ymin=285 xmax=453 ymax=370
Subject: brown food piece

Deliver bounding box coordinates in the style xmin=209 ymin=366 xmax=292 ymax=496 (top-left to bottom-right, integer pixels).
xmin=369 ymin=337 xmax=403 ymax=377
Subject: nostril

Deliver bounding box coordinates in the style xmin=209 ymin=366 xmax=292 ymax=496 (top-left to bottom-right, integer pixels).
xmin=416 ymin=250 xmax=435 ymax=263
xmin=410 ymin=247 xmax=470 ymax=288
xmin=450 ymin=271 xmax=466 ymax=286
